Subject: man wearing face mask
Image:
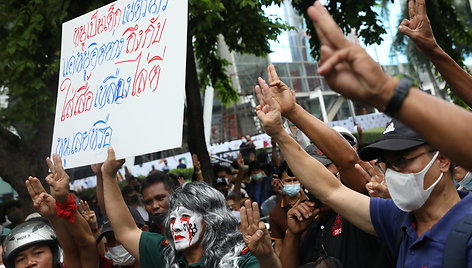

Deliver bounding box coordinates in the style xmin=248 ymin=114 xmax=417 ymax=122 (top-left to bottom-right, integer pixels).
xmin=97 ymin=206 xmax=148 ymax=268
xmin=269 ymin=161 xmax=307 ymax=256
xmin=454 ymin=165 xmax=472 ymax=191
xmin=245 ymin=161 xmax=275 ymax=206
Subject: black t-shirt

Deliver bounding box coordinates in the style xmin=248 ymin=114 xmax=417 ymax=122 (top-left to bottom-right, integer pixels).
xmin=299 ymin=211 xmax=394 ymax=268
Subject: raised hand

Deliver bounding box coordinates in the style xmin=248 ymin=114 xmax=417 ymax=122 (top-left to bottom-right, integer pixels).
xmin=78 ymin=200 xmax=98 ymax=230
xmin=91 ymin=163 xmax=103 ymax=176
xmin=306 ymin=2 xmax=397 ymax=108
xmin=356 ymin=162 xmax=390 ymax=199
xmin=101 ymin=147 xmax=125 ymax=178
xmin=265 ymin=65 xmax=297 ymax=116
xmin=286 ymin=201 xmax=318 ymax=235
xmin=26 ymin=176 xmax=56 ymax=219
xmin=255 ymin=79 xmax=285 ymax=137
xmin=46 ymin=154 xmax=70 ymax=203
xmin=240 ymin=200 xmax=273 ymax=258
xmin=398 ymin=0 xmax=436 ymax=54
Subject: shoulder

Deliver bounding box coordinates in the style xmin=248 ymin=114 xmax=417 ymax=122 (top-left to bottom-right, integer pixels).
xmin=139 ymin=232 xmax=168 ymax=267
xmin=237 ymin=247 xmax=259 ymax=268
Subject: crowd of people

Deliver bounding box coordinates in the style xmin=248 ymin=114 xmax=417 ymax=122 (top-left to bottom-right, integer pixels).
xmin=1 ymin=0 xmax=472 ymax=267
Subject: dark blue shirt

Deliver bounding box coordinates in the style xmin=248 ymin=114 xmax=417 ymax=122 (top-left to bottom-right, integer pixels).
xmin=370 ymin=190 xmax=472 ymax=268
xmin=244 ymin=176 xmax=275 ymax=206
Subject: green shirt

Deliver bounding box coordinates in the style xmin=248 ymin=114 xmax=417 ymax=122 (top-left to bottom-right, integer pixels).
xmin=139 ymin=231 xmax=260 ymax=267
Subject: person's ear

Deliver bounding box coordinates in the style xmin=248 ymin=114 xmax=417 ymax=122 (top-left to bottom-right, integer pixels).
xmin=437 ymin=153 xmax=451 ymax=173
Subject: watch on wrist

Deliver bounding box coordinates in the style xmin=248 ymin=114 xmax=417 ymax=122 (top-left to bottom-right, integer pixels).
xmin=383 ymin=76 xmax=414 ymax=117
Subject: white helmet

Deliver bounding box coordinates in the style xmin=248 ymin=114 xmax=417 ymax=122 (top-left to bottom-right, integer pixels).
xmin=2 ymin=221 xmax=61 ymax=268
xmin=332 ymin=126 xmax=357 ymax=147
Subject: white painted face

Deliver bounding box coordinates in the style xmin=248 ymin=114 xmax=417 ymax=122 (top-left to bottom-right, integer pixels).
xmin=170 ymin=206 xmax=204 ymax=251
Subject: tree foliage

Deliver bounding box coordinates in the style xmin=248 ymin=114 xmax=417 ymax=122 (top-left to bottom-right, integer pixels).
xmin=392 ymin=0 xmax=472 ymax=107
xmin=291 ymin=0 xmax=391 ymax=60
xmin=0 ymin=0 xmax=288 ymax=208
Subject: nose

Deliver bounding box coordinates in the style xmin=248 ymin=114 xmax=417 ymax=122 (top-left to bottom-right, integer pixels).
xmin=151 ymin=200 xmax=161 ymax=211
xmin=25 ymin=258 xmax=37 ymax=268
xmin=172 ymin=219 xmax=183 ymax=231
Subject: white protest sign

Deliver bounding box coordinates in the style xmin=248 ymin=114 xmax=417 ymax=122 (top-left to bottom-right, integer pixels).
xmin=52 ymin=0 xmax=188 ymax=169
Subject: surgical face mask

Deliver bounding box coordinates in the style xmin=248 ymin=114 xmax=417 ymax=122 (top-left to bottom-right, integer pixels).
xmin=105 ymin=244 xmax=136 ymax=266
xmin=283 ymin=183 xmax=301 ymax=197
xmin=251 ymin=172 xmax=264 ymax=182
xmin=385 ymin=151 xmax=443 ymax=212
xmin=459 ymin=172 xmax=472 ymax=190
xmin=231 ymin=211 xmax=241 ymax=223
xmin=242 ymin=138 xmax=247 ymax=143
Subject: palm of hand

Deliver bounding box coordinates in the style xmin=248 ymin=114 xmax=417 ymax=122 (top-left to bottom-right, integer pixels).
xmin=258 ymin=103 xmax=283 ymax=137
xmin=46 ymin=172 xmax=69 ymax=201
xmin=270 ymin=82 xmax=296 ymax=115
xmin=34 ymin=193 xmax=56 ymax=218
xmin=242 ymin=224 xmax=272 ymax=257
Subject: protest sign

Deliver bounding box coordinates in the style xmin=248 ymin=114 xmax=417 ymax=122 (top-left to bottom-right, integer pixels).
xmin=51 ymin=0 xmax=188 ymax=169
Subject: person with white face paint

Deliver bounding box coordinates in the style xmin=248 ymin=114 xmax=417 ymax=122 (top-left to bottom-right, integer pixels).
xmin=101 ymin=147 xmax=282 ymax=268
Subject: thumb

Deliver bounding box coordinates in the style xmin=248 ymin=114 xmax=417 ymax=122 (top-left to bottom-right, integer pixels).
xmin=107 ymin=146 xmax=116 ymax=161
xmin=398 ymin=25 xmax=415 ymax=38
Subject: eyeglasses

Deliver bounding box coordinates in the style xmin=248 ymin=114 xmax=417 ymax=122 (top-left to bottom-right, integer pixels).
xmin=379 ymin=149 xmax=437 ymax=172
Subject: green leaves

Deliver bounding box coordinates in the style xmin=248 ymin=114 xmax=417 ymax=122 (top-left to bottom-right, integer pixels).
xmin=190 ymin=0 xmax=290 ymax=105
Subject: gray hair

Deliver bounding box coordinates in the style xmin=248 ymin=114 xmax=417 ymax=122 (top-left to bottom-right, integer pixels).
xmin=164 ymin=182 xmax=245 ymax=267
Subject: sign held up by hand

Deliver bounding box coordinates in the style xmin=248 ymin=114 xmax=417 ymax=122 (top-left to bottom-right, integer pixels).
xmin=52 ymin=0 xmax=188 ymax=169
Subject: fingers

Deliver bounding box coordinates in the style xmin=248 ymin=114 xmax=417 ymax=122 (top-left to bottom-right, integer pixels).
xmin=251 ymin=201 xmax=260 ymax=223
xmin=52 ymin=154 xmax=64 ymax=172
xmin=307 ymin=2 xmax=350 ymax=49
xmin=267 ymin=64 xmax=280 ymax=83
xmin=240 ymin=201 xmax=250 ymax=230
xmin=26 ymin=177 xmax=37 ymax=198
xmin=355 ymin=163 xmax=373 ymax=183
xmin=416 ymin=0 xmax=427 ymax=16
xmin=408 ymin=0 xmax=416 ymax=19
xmin=318 ymin=46 xmax=355 ymax=75
xmin=46 ymin=157 xmax=55 ymax=174
xmin=255 ymin=85 xmax=264 ymax=107
xmin=28 ymin=176 xmax=47 ymax=195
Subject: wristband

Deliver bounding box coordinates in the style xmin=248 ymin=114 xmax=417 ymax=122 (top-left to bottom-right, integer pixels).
xmin=383 ymin=76 xmax=413 ymax=117
xmin=56 ymin=193 xmax=77 ymax=223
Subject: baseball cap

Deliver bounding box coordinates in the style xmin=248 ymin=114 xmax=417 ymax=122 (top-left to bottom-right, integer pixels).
xmin=358 ymin=119 xmax=426 ymax=161
xmin=305 ymin=144 xmax=332 ymax=166
xmin=97 ymin=206 xmax=145 ymax=242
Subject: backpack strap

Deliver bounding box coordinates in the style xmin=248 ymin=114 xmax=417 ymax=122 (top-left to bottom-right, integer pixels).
xmin=442 ymin=213 xmax=472 ymax=267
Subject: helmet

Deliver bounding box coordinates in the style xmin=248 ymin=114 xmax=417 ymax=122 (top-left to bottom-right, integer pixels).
xmin=2 ymin=221 xmax=61 ymax=268
xmin=332 ymin=126 xmax=357 ymax=147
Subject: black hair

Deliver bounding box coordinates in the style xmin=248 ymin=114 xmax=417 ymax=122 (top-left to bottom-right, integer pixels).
xmin=121 ymin=185 xmax=136 ymax=197
xmin=277 ymin=161 xmax=294 ymax=179
xmin=141 ymin=171 xmax=175 ymax=193
xmin=248 ymin=161 xmax=262 ymax=174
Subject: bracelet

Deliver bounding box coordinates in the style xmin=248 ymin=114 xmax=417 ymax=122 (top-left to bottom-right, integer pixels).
xmin=56 ymin=193 xmax=77 ymax=223
xmin=383 ymin=77 xmax=413 ymax=117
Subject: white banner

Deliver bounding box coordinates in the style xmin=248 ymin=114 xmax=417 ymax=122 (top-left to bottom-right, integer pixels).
xmin=52 ymin=0 xmax=188 ymax=169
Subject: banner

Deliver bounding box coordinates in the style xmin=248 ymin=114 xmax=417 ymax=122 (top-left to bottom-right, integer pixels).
xmin=52 ymin=0 xmax=188 ymax=169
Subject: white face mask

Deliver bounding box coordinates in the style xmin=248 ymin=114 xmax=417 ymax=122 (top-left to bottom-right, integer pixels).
xmin=385 ymin=151 xmax=443 ymax=212
xmin=105 ymin=244 xmax=136 ymax=266
xmin=170 ymin=206 xmax=204 ymax=251
xmin=459 ymin=172 xmax=472 ymax=190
